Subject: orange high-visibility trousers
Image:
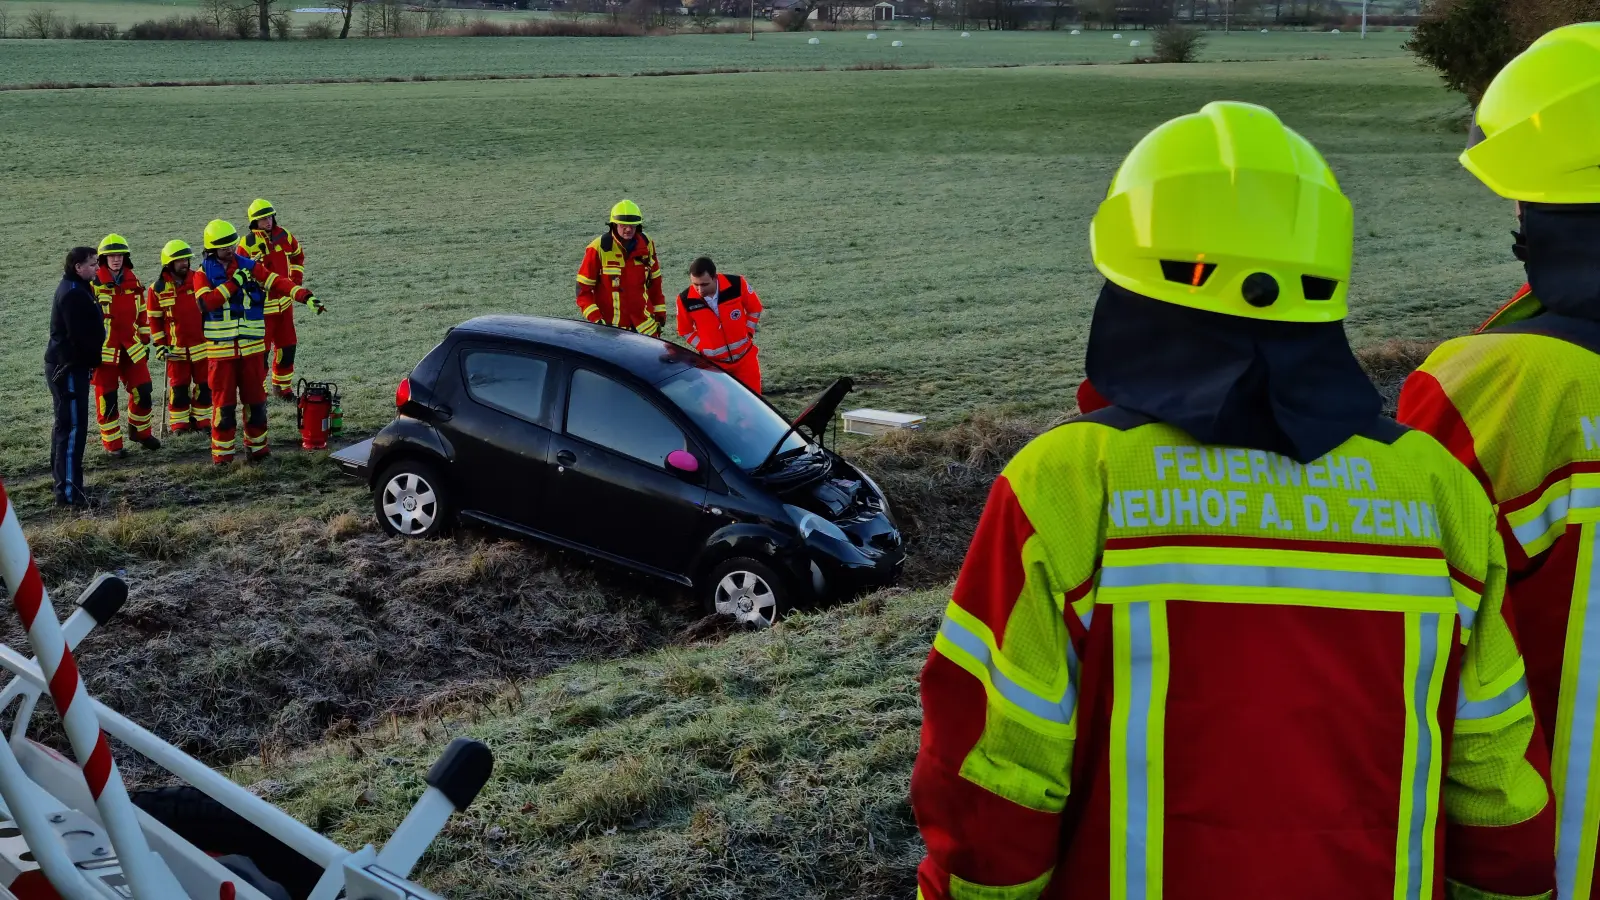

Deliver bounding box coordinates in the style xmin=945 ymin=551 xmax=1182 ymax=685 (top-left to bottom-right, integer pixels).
xmin=91 ymin=356 xmax=153 ymax=452
xmin=208 ymin=354 xmax=269 ymax=463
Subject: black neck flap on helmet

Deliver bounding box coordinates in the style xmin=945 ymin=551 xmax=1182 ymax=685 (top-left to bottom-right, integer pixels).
xmin=1084 ymin=281 xmax=1383 ymax=465
xmin=1519 ymin=204 xmax=1600 ymax=319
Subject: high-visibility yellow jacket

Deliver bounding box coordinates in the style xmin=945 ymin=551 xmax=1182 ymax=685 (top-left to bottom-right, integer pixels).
xmin=912 ymin=407 xmax=1556 ymax=900
xmin=1400 ymin=295 xmax=1600 ymax=900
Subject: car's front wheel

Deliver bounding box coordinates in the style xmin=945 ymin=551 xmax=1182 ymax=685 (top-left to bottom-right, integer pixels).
xmin=703 ymin=556 xmax=789 ymax=627
xmin=375 ymin=459 xmax=451 ymax=538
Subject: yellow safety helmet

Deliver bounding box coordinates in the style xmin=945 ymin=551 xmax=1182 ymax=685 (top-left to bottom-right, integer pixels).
xmin=609 ymin=199 xmax=644 ymax=226
xmin=247 ymin=198 xmax=277 ymax=225
xmin=97 ymin=233 xmax=131 ymax=258
xmin=1461 ymin=23 xmax=1600 ymax=204
xmin=160 ymin=240 xmax=193 ymax=267
xmin=203 ymin=219 xmax=240 ymax=251
xmin=1090 ymin=101 xmax=1352 ymax=323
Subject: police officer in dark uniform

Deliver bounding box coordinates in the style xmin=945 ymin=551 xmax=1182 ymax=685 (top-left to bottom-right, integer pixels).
xmin=46 ymin=247 xmax=106 ymax=508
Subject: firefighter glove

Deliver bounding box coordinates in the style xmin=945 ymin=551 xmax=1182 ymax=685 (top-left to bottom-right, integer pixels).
xmin=152 ymin=344 xmax=170 ymax=362
xmin=308 ymin=295 xmax=327 ymax=315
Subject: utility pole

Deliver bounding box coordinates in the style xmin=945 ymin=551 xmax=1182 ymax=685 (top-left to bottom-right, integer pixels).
xmin=1360 ymin=0 xmax=1367 ymax=37
xmin=750 ymin=0 xmax=756 ymax=38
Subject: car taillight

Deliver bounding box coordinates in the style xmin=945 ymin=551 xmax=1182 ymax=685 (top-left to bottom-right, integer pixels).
xmin=395 ymin=377 xmax=411 ymax=410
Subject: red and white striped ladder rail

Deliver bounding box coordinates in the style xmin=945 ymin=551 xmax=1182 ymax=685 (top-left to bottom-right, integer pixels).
xmin=0 ymin=478 xmax=171 ymax=899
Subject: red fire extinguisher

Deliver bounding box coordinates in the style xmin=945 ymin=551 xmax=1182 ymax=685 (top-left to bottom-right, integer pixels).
xmin=295 ymin=379 xmax=336 ymax=450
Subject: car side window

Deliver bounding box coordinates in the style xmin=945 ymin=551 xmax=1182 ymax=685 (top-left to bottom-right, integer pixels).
xmin=461 ymin=350 xmax=551 ymax=426
xmin=565 ymin=368 xmax=686 ymax=467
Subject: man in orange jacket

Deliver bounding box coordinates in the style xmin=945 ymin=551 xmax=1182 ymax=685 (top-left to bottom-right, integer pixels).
xmin=1397 ymin=24 xmax=1600 ymax=900
xmin=145 ymin=240 xmax=211 ymax=435
xmin=240 ymin=199 xmax=324 ymax=401
xmin=90 ymin=234 xmax=160 ymax=456
xmin=676 ymin=256 xmax=764 ymax=394
xmin=576 ymin=200 xmax=665 ymax=336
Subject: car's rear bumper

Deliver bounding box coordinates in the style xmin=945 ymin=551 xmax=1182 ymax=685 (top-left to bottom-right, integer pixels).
xmin=330 ymin=437 xmax=373 ymax=479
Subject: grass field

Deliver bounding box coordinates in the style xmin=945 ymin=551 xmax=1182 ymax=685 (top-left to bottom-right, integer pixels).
xmin=0 ymin=56 xmax=1502 ymax=479
xmin=0 ymin=28 xmax=1414 ymax=86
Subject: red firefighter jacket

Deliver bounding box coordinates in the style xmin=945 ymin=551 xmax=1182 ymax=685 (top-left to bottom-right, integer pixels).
xmin=914 ymin=407 xmax=1556 ymax=900
xmin=676 ymin=274 xmax=762 ymax=364
xmin=238 ymin=225 xmax=307 ymax=315
xmin=146 ymin=268 xmax=207 ymax=360
xmin=191 ymin=254 xmax=297 ymax=360
xmin=576 ymin=230 xmax=664 ymax=335
xmin=1399 ymin=284 xmax=1600 ymax=900
xmin=93 ymin=264 xmax=147 ymax=365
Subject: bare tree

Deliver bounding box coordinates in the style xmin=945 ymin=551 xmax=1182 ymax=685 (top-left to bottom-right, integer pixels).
xmin=337 ymin=0 xmax=360 ymax=36
xmin=255 ymin=0 xmax=276 ymax=37
xmin=0 ymin=7 xmax=10 ymax=37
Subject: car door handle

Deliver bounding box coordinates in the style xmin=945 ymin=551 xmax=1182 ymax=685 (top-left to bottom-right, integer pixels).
xmin=556 ymin=450 xmax=577 ymax=468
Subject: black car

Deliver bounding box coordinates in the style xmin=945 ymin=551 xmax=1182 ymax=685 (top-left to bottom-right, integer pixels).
xmin=332 ymin=315 xmax=904 ymax=625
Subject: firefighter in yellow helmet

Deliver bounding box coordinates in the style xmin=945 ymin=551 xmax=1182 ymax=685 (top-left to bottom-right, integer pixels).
xmin=1398 ymin=23 xmax=1600 ymax=900
xmin=90 ymin=233 xmax=159 ymax=456
xmin=912 ymin=102 xmax=1555 ymax=899
xmin=145 ymin=240 xmax=211 ymax=434
xmin=575 ymin=200 xmax=665 ymax=336
xmin=238 ymin=198 xmax=322 ymax=402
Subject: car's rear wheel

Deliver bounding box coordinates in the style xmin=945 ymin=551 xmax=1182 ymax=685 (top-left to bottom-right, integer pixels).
xmin=703 ymin=557 xmax=789 ymax=627
xmin=375 ymin=459 xmax=451 ymax=538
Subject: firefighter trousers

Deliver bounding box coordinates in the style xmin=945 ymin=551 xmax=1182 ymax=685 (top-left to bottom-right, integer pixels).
xmin=166 ymin=356 xmax=212 ymax=433
xmin=91 ymin=356 xmax=153 ymax=453
xmin=263 ymin=308 xmax=297 ymax=396
xmin=209 ymin=353 xmax=269 ymax=464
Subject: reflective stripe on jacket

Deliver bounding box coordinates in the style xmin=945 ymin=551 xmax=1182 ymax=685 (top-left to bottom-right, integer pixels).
xmin=676 ymin=274 xmax=762 ymax=364
xmin=913 ymin=407 xmax=1555 ymax=900
xmin=192 ymin=255 xmax=271 ymax=359
xmin=146 ymin=269 xmax=207 ymax=359
xmin=92 ymin=265 xmax=146 ymax=364
xmin=575 ymin=231 xmax=664 ymax=333
xmin=1400 ymin=300 xmax=1600 ymax=900
xmin=238 ymin=225 xmax=306 ymax=315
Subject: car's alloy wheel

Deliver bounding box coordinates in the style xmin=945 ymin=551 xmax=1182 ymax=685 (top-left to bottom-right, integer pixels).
xmin=714 ymin=568 xmax=779 ymax=627
xmin=381 ymin=470 xmax=439 ymax=536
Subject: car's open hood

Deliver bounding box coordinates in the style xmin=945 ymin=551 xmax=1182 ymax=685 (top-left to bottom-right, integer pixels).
xmin=792 ymin=377 xmax=854 ymax=438
xmin=755 ymin=378 xmax=855 ymax=474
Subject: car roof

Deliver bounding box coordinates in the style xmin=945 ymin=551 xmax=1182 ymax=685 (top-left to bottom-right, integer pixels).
xmin=449 ymin=315 xmax=714 ymax=384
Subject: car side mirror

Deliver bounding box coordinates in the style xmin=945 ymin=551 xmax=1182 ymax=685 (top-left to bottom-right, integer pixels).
xmin=666 ymin=449 xmax=701 ymax=476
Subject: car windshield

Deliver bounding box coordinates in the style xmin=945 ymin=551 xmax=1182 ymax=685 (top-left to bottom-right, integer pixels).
xmin=659 ymin=367 xmax=809 ymax=470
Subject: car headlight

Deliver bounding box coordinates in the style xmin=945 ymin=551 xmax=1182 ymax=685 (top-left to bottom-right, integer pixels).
xmin=785 ymin=504 xmax=849 ymax=542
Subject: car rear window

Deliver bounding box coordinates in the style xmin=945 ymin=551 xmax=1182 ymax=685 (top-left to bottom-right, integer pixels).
xmin=462 ymin=350 xmax=551 ymax=426
xmin=565 ymin=368 xmax=685 ymax=467
xmin=410 ymin=338 xmax=451 ymax=391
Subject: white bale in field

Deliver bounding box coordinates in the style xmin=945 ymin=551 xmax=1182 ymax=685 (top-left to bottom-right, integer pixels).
xmin=1129 ymin=39 xmax=1140 ymax=46
xmin=808 ymin=36 xmax=820 ymax=43
xmin=867 ymin=32 xmax=877 ymax=38
xmin=961 ymin=30 xmax=971 ymax=36
xmin=1070 ymin=28 xmax=1080 ymax=34
xmin=1112 ymin=32 xmax=1122 ymax=38
xmin=891 ymin=39 xmax=903 ymax=46
xmin=1260 ymin=27 xmax=1268 ymax=32
xmin=1330 ymin=27 xmax=1340 ymax=33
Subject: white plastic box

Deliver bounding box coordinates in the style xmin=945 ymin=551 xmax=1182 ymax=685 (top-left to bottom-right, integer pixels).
xmin=842 ymin=408 xmax=926 ymax=435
